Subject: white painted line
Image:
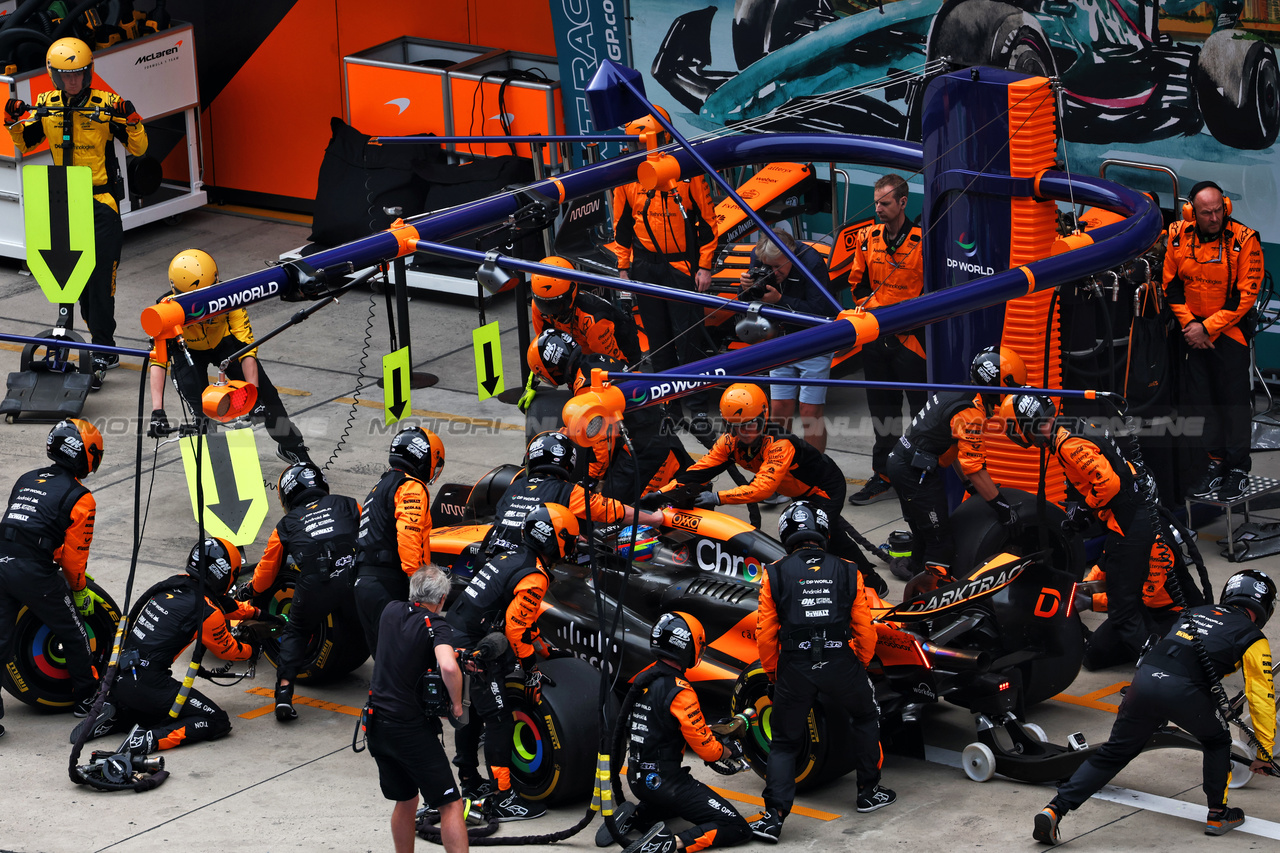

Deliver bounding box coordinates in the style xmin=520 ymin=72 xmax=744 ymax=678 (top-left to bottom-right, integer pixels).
xmin=925 ymin=746 xmax=1280 ymax=840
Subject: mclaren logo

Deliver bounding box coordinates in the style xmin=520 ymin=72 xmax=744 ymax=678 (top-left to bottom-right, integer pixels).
xmin=386 ymin=98 xmax=411 ymax=115
xmin=135 ymin=41 xmax=183 ymax=65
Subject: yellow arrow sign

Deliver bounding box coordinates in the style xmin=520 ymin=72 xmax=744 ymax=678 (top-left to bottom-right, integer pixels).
xmin=383 ymin=346 xmax=411 ymax=424
xmin=23 ymin=165 xmax=95 ymax=304
xmin=473 ymin=321 xmax=504 ymax=401
xmin=179 ymin=428 xmax=269 ymax=546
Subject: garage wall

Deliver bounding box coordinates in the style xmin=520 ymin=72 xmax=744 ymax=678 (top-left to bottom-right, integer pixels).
xmin=170 ymin=0 xmax=556 ymax=210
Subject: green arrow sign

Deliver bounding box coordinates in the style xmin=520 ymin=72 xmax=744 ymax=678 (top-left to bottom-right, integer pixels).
xmin=23 ymin=165 xmax=95 ymax=304
xmin=179 ymin=427 xmax=268 ymax=546
xmin=383 ymin=346 xmax=411 ymax=425
xmin=473 ymin=321 xmax=504 ymax=401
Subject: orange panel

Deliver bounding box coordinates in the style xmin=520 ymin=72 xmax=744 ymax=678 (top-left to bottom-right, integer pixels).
xmin=450 ymin=77 xmax=563 ymax=160
xmin=336 ymin=0 xmax=471 ymax=57
xmin=471 ymin=0 xmax=557 ymax=53
xmin=207 ymin=0 xmax=341 ymax=201
xmin=346 ymin=63 xmax=450 ymax=137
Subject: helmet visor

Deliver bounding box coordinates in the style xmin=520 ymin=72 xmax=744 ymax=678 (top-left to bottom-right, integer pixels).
xmin=50 ymin=65 xmax=92 ymax=93
xmin=533 ymin=292 xmax=575 ymax=319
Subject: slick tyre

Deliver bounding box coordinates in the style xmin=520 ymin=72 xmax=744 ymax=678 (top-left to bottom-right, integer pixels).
xmin=2 ymin=579 xmax=119 ymax=712
xmin=1196 ymin=30 xmax=1280 ymax=150
xmin=258 ymin=567 xmax=369 ymax=684
xmin=729 ymin=662 xmax=856 ymax=791
xmin=502 ymin=656 xmax=603 ymax=805
xmin=927 ymin=0 xmax=1054 ymax=77
xmin=951 ymin=487 xmax=1084 ymax=579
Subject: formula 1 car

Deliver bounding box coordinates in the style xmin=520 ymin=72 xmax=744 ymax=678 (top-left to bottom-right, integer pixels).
xmin=421 ymin=464 xmax=1085 ymax=801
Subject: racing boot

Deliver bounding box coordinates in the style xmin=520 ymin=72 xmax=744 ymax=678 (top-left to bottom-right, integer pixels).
xmin=622 ymin=822 xmax=676 ymax=853
xmin=1033 ymin=803 xmax=1063 ymax=845
xmin=69 ymin=702 xmax=122 ymax=743
xmin=275 ymin=681 xmax=298 ymax=722
xmin=856 ymin=784 xmax=896 ymax=812
xmin=596 ymin=801 xmax=638 ymax=847
xmin=1205 ymin=806 xmax=1245 ymax=836
xmin=749 ymin=809 xmax=784 ymax=843
xmin=489 ymin=787 xmax=546 ymax=822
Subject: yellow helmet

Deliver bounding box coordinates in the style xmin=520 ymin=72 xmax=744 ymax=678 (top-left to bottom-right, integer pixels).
xmin=169 ymin=249 xmax=218 ymax=293
xmin=46 ymin=38 xmax=93 ymax=92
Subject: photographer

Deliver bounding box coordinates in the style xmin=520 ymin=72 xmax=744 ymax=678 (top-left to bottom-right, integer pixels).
xmin=740 ymin=230 xmax=838 ymax=454
xmin=367 ymin=564 xmax=467 ymax=853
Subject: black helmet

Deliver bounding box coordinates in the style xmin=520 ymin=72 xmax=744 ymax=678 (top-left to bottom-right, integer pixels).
xmin=47 ymin=418 xmax=104 ymax=479
xmin=649 ymin=611 xmax=707 ymax=669
xmin=777 ymin=500 xmax=829 ymax=551
xmin=186 ymin=537 xmax=241 ymax=597
xmin=389 ymin=426 xmax=446 ymax=483
xmin=1002 ymin=394 xmax=1056 ymax=449
xmin=278 ymin=462 xmax=328 ymax=512
xmin=1221 ymin=569 xmax=1277 ymax=628
xmin=527 ymin=329 xmax=578 ymax=387
xmin=522 ymin=503 xmax=579 ymax=562
xmin=525 ymin=431 xmax=578 ymax=478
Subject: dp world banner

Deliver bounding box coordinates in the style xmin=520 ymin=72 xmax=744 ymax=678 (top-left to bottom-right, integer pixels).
xmin=549 ymin=0 xmax=631 ymax=163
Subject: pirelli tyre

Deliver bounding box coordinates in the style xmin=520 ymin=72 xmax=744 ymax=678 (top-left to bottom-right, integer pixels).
xmin=257 ymin=566 xmax=369 ymax=684
xmin=502 ymin=656 xmax=602 ymax=805
xmin=951 ymin=486 xmax=1084 ymax=579
xmin=728 ymin=661 xmax=856 ymax=791
xmin=2 ymin=578 xmax=120 ymax=712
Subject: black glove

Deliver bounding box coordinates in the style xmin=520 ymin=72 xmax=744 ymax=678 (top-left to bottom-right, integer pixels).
xmin=5 ymin=98 xmax=26 ymax=123
xmin=1073 ymin=589 xmax=1093 ymax=613
xmin=987 ymin=495 xmax=1021 ymax=534
xmin=694 ymin=490 xmax=719 ymax=509
xmin=148 ymin=409 xmax=171 ymax=438
xmin=1061 ymin=500 xmax=1090 ymax=535
xmin=234 ymin=583 xmax=255 ymax=602
xmin=721 ymin=736 xmax=745 ymax=761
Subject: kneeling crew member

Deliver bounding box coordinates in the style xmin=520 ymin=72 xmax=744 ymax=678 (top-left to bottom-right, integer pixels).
xmin=886 ymin=347 xmax=1025 ymax=574
xmin=529 ymin=330 xmax=693 ymax=497
xmin=246 ymin=462 xmax=361 ymax=721
xmin=447 ymin=504 xmax=579 ymax=821
xmin=0 ymin=418 xmax=104 ymax=731
xmin=1006 ymin=394 xmax=1158 ymax=663
xmin=366 ymin=564 xmax=467 ymax=853
xmin=1034 ymin=569 xmax=1276 ymax=844
xmin=354 ymin=426 xmax=445 ymax=655
xmin=610 ymin=612 xmax=751 ymax=853
xmin=485 ymin=431 xmax=661 ymax=557
xmin=657 ymin=384 xmax=888 ymax=595
xmin=71 ymin=539 xmax=260 ymax=753
xmin=531 ymin=256 xmax=642 ymax=365
xmin=750 ymin=502 xmax=893 ymax=843
xmin=148 ymin=249 xmax=312 ymax=465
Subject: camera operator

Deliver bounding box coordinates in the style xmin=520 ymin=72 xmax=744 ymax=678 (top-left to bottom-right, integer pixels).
xmin=366 ymin=564 xmax=467 ymax=853
xmin=739 ymin=230 xmax=838 ymax=454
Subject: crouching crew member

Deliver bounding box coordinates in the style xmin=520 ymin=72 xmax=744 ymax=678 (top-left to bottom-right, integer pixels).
xmin=1035 ymin=570 xmax=1276 ymax=844
xmin=750 ymin=502 xmax=893 ymax=843
xmin=447 ymin=504 xmax=580 ymax=820
xmin=70 ymin=538 xmax=261 ymax=753
xmin=606 ymin=612 xmax=751 ymax=853
xmin=366 ymin=564 xmax=468 ymax=853
xmin=531 ymin=256 xmax=642 ymax=365
xmin=484 ymin=431 xmax=661 ymax=557
xmin=1006 ymin=394 xmax=1158 ymax=664
xmin=354 ymin=426 xmax=445 ymax=655
xmin=656 ymin=384 xmax=888 ymax=596
xmin=0 ymin=418 xmax=104 ymax=732
xmin=528 ymin=330 xmax=693 ymax=497
xmin=245 ymin=462 xmax=361 ymax=721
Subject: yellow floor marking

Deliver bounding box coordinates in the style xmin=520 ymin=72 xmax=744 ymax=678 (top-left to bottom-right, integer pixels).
xmin=242 ymin=685 xmax=362 ymax=717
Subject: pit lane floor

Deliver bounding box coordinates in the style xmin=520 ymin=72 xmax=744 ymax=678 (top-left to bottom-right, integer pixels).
xmin=0 ymin=209 xmax=1275 ymax=852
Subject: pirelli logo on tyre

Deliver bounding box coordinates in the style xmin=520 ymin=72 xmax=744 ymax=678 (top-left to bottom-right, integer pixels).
xmin=6 ymin=661 xmax=27 ymax=693
xmin=544 ymin=715 xmax=561 ymax=750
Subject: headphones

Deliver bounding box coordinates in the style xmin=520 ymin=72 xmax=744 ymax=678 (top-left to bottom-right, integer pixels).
xmin=1182 ymin=180 xmax=1231 ymax=222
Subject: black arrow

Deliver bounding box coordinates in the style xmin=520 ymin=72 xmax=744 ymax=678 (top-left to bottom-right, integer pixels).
xmin=203 ymin=431 xmax=254 ymax=533
xmin=388 ymin=366 xmax=408 ymax=419
xmin=37 ymin=167 xmax=83 ymax=294
xmin=481 ymin=341 xmax=501 ymax=395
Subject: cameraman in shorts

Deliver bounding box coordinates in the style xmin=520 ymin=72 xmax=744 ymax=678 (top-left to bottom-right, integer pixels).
xmin=366 ymin=564 xmax=467 ymax=853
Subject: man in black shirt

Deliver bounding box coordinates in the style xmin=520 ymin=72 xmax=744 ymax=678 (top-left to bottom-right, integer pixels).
xmin=367 ymin=564 xmax=466 ymax=853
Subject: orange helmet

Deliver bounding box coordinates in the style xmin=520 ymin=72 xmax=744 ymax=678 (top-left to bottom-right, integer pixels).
xmin=970 ymin=346 xmax=1027 ymax=389
xmin=625 ymin=105 xmax=673 ymax=143
xmin=719 ymin=383 xmax=768 ymax=425
xmin=531 ymin=256 xmax=578 ymax=319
